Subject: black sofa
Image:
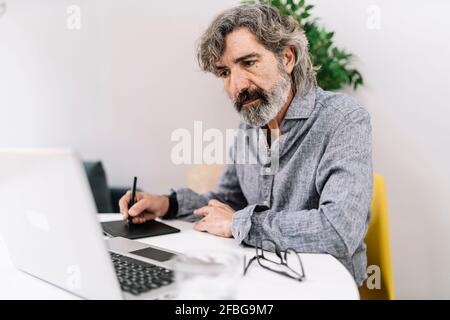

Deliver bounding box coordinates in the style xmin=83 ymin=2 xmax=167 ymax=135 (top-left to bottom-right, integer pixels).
xmin=83 ymin=161 xmax=129 ymax=213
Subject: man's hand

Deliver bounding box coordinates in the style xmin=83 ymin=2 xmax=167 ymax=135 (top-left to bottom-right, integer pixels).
xmin=193 ymin=199 xmax=235 ymax=238
xmin=119 ymin=191 xmax=169 ymax=224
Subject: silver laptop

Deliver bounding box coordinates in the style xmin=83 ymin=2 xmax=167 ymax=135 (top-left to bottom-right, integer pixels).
xmin=0 ymin=148 xmax=178 ymax=300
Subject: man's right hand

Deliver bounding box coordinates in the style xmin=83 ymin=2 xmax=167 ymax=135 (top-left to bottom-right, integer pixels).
xmin=119 ymin=191 xmax=169 ymax=224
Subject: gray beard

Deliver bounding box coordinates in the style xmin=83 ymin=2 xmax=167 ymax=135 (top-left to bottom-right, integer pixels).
xmin=238 ymin=72 xmax=291 ymax=127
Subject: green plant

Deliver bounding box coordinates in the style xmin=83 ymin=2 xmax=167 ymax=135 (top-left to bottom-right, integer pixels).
xmin=242 ymin=0 xmax=364 ymax=90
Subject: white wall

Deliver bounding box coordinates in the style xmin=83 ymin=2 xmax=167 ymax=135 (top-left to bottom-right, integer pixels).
xmin=0 ymin=0 xmax=239 ymax=193
xmin=1 ymin=0 xmax=449 ymax=298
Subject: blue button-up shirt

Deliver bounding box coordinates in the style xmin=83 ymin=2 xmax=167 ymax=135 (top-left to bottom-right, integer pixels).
xmin=170 ymin=87 xmax=373 ymax=286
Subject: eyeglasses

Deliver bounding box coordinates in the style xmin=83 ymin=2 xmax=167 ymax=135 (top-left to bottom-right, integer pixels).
xmin=243 ymin=239 xmax=306 ymax=282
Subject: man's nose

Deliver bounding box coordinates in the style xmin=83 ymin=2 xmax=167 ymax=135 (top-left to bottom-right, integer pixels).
xmin=229 ymin=70 xmax=251 ymax=99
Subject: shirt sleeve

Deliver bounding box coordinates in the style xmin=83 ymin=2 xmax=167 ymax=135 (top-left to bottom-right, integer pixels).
xmin=231 ymin=107 xmax=373 ymax=260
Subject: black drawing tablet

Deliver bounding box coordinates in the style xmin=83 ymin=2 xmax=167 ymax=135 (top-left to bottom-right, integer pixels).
xmin=101 ymin=219 xmax=180 ymax=239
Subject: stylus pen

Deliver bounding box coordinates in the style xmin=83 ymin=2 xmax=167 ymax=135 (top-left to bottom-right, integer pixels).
xmin=127 ymin=176 xmax=137 ymax=226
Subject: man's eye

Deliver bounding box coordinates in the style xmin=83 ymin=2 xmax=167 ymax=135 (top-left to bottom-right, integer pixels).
xmin=218 ymin=70 xmax=230 ymax=78
xmin=243 ymin=60 xmax=256 ymax=67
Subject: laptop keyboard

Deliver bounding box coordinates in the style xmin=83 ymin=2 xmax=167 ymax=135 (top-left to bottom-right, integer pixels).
xmin=109 ymin=252 xmax=174 ymax=295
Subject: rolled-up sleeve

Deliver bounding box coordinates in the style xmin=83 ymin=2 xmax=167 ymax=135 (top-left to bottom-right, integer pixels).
xmin=231 ymin=108 xmax=373 ymax=261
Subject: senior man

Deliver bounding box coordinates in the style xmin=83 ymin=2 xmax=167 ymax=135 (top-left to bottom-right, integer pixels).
xmin=119 ymin=4 xmax=373 ymax=286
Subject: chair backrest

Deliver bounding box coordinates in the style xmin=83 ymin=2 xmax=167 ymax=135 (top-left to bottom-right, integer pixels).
xmin=187 ymin=164 xmax=225 ymax=194
xmin=359 ymin=174 xmax=395 ymax=300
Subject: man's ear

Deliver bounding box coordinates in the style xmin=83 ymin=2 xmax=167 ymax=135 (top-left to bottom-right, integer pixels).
xmin=282 ymin=46 xmax=296 ymax=75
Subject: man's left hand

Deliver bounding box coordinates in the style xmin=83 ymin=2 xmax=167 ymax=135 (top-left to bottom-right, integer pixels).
xmin=193 ymin=199 xmax=235 ymax=238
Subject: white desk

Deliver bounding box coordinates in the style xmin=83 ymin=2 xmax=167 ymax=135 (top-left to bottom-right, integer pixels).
xmin=0 ymin=214 xmax=359 ymax=300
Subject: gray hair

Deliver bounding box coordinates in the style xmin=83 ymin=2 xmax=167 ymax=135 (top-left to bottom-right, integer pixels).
xmin=197 ymin=4 xmax=317 ymax=96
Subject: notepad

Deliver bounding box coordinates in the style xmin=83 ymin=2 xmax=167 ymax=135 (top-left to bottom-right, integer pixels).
xmin=101 ymin=220 xmax=180 ymax=239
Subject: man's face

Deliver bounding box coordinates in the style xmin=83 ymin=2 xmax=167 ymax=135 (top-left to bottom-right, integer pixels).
xmin=215 ymin=27 xmax=292 ymax=127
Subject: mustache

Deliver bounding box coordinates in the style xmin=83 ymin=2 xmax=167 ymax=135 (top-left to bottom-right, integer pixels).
xmin=234 ymin=88 xmax=269 ymax=112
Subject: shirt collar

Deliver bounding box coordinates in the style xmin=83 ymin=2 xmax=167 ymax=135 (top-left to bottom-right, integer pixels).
xmin=283 ymin=87 xmax=317 ymax=120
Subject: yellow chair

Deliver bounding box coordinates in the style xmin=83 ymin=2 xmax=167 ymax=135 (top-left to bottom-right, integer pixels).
xmin=187 ymin=167 xmax=395 ymax=299
xmin=359 ymin=174 xmax=395 ymax=300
